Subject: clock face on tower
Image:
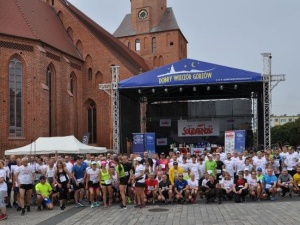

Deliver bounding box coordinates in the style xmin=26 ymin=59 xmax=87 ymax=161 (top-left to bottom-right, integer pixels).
xmin=138 ymin=9 xmax=148 ymax=20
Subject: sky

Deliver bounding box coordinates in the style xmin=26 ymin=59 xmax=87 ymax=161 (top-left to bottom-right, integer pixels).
xmin=68 ymin=0 xmax=300 ymax=116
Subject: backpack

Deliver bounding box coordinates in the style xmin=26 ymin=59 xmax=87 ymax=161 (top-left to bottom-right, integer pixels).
xmin=233 ymin=193 xmax=241 ymax=203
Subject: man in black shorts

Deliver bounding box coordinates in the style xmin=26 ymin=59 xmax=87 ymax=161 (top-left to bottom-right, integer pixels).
xmin=15 ymin=157 xmax=35 ymax=215
xmin=158 ymin=174 xmax=173 ymax=204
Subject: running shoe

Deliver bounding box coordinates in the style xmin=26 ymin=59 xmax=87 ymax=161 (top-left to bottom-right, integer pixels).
xmin=134 ymin=204 xmax=140 ymax=208
xmin=75 ymin=203 xmax=79 ymax=208
xmin=0 ymin=214 xmax=8 ymax=221
xmin=37 ymin=206 xmax=42 ymax=211
xmin=95 ymin=202 xmax=100 ymax=207
xmin=90 ymin=203 xmax=94 ymax=208
xmin=270 ymin=196 xmax=275 ymax=201
xmin=127 ymin=197 xmax=132 ymax=204
xmin=120 ymin=204 xmax=127 ymax=209
xmin=78 ymin=201 xmax=85 ymax=207
xmin=289 ymin=193 xmax=292 ymax=198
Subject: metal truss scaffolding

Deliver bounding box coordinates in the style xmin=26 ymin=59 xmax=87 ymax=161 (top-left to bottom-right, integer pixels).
xmin=99 ymin=66 xmax=120 ymax=153
xmin=261 ymin=53 xmax=286 ymax=149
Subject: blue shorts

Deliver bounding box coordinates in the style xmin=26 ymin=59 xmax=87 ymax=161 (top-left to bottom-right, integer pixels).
xmin=42 ymin=198 xmax=52 ymax=205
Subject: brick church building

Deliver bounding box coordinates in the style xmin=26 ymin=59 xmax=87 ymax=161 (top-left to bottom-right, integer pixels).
xmin=0 ymin=0 xmax=187 ymax=155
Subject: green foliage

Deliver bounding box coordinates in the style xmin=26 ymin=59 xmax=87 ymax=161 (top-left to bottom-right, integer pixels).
xmin=271 ymin=118 xmax=300 ymax=147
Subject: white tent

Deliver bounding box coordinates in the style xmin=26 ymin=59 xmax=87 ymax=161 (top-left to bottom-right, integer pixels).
xmin=5 ymin=135 xmax=107 ymax=155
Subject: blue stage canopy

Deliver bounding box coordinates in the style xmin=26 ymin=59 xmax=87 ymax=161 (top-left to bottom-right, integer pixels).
xmin=119 ymin=58 xmax=262 ymax=89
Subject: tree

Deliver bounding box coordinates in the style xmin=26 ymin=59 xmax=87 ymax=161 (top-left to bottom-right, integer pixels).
xmin=271 ymin=118 xmax=300 ymax=147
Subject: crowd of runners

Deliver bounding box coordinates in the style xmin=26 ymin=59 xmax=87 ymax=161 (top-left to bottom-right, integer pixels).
xmin=0 ymin=146 xmax=300 ymax=221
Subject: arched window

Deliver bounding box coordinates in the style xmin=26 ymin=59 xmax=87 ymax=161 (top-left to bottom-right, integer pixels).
xmin=128 ymin=42 xmax=131 ymax=49
xmin=152 ymin=37 xmax=156 ymax=54
xmin=9 ymin=58 xmax=22 ymax=137
xmin=46 ymin=65 xmax=55 ymax=136
xmin=135 ymin=39 xmax=141 ymax=51
xmin=70 ymin=73 xmax=76 ymax=94
xmin=88 ymin=68 xmax=92 ymax=80
xmin=87 ymin=100 xmax=97 ymax=143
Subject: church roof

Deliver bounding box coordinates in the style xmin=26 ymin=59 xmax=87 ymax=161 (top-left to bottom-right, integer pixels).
xmin=0 ymin=0 xmax=81 ymax=59
xmin=61 ymin=0 xmax=149 ymax=74
xmin=114 ymin=7 xmax=187 ymax=42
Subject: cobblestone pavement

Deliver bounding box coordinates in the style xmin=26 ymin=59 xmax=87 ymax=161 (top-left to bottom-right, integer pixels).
xmin=2 ymin=197 xmax=300 ymax=225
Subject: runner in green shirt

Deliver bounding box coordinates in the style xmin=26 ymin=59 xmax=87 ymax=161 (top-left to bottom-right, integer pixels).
xmin=205 ymin=154 xmax=217 ymax=177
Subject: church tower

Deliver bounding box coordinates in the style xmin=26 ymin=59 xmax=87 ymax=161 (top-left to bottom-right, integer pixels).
xmin=114 ymin=0 xmax=188 ymax=69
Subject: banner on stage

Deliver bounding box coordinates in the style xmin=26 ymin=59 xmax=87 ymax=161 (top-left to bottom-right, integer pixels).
xmin=177 ymin=120 xmax=219 ymax=137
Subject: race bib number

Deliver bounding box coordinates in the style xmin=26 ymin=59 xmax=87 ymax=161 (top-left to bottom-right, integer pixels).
xmin=148 ymin=186 xmax=154 ymax=191
xmin=207 ymin=170 xmax=213 ymax=174
xmin=93 ymin=179 xmax=99 ymax=184
xmin=105 ymin=180 xmax=111 ymax=185
xmin=59 ymin=175 xmax=67 ymax=183
xmin=217 ymin=169 xmax=221 ymax=174
xmin=77 ymin=178 xmax=83 ymax=183
xmin=125 ymin=172 xmax=129 ymax=176
xmin=265 ymin=184 xmax=272 ymax=189
xmin=161 ymin=164 xmax=165 ymax=169
xmin=47 ymin=170 xmax=54 ymax=177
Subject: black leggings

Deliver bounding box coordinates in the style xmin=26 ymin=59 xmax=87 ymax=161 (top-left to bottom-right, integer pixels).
xmin=57 ymin=183 xmax=68 ymax=200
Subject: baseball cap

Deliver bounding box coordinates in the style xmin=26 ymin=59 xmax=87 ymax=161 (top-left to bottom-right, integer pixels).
xmin=100 ymin=161 xmax=106 ymax=166
xmin=176 ymin=151 xmax=180 ymax=154
xmin=282 ymin=168 xmax=288 ymax=171
xmin=91 ymin=161 xmax=97 ymax=165
xmin=244 ymin=167 xmax=249 ymax=171
xmin=160 ymin=152 xmax=165 ymax=155
xmin=208 ymin=154 xmax=213 ymax=157
xmin=135 ymin=156 xmax=142 ymax=162
xmin=257 ymin=167 xmax=262 ymax=172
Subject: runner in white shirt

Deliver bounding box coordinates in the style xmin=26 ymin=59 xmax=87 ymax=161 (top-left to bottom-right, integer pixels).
xmin=15 ymin=157 xmax=35 ymax=216
xmin=64 ymin=155 xmax=74 ymax=173
xmin=86 ymin=162 xmax=100 ymax=208
xmin=224 ymin=153 xmax=236 ymax=178
xmin=0 ymin=161 xmax=8 ymax=221
xmin=220 ymin=172 xmax=234 ymax=200
xmin=253 ymin=151 xmax=267 ymax=174
xmin=284 ymin=147 xmax=299 ymax=176
xmin=187 ymin=173 xmax=199 ymax=203
xmin=189 ymin=155 xmax=201 ymax=181
xmin=179 ymin=156 xmax=190 ymax=180
xmin=44 ymin=159 xmax=56 ymax=186
xmin=247 ymin=171 xmax=261 ymax=200
xmin=235 ymin=153 xmax=245 ymax=174
xmin=0 ymin=161 xmax=7 ymax=220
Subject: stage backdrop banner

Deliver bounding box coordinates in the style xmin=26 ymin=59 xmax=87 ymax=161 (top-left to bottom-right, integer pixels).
xmin=225 ymin=131 xmax=235 ymax=154
xmin=234 ymin=130 xmax=246 ymax=152
xmin=133 ymin=133 xmax=144 ymax=155
xmin=160 ymin=119 xmax=171 ymax=127
xmin=145 ymin=133 xmax=156 ymax=154
xmin=177 ymin=120 xmax=219 ymax=137
xmin=156 ymin=138 xmax=168 ymax=146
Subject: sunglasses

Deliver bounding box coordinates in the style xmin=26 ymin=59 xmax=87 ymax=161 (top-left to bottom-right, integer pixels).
xmin=178 ymin=175 xmax=183 ymax=177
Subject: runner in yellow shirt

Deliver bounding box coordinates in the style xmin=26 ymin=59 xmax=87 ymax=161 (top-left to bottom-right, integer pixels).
xmin=35 ymin=176 xmax=53 ymax=211
xmin=293 ymin=167 xmax=300 ymax=196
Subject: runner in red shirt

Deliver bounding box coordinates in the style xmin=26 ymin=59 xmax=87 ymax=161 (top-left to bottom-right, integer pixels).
xmin=144 ymin=173 xmax=158 ymax=203
xmin=156 ymin=153 xmax=169 ymax=173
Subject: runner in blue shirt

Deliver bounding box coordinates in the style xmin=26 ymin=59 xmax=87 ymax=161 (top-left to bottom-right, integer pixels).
xmin=174 ymin=173 xmax=188 ymax=203
xmin=262 ymin=168 xmax=277 ymax=201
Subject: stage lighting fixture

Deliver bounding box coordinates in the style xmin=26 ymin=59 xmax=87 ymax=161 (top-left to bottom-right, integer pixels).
xmin=138 ymin=89 xmax=142 ymax=94
xmin=234 ymin=85 xmax=238 ymax=89
xmin=179 ymin=87 xmax=183 ymax=92
xmin=207 ymin=86 xmax=210 ymax=91
xmin=164 ymin=88 xmax=168 ymax=92
xmin=220 ymin=85 xmax=223 ymax=90
xmin=193 ymin=87 xmax=196 ymax=92
xmin=151 ymin=88 xmax=155 ymax=93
